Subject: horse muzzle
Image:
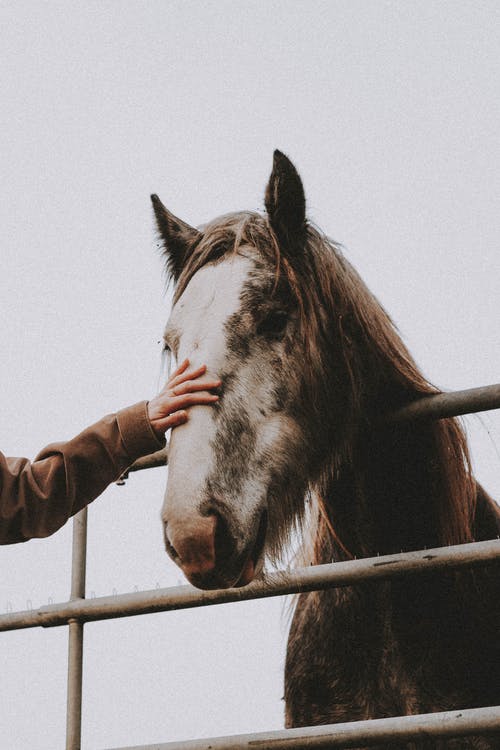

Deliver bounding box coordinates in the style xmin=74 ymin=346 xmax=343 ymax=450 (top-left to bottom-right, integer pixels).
xmin=163 ymin=508 xmax=267 ymax=590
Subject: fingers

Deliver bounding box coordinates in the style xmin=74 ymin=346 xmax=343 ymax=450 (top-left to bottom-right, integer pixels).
xmin=171 ymin=378 xmax=221 ymax=396
xmin=162 ymin=410 xmax=188 ymax=429
xmin=149 ymin=391 xmax=219 ymax=437
xmin=165 ymin=360 xmax=222 ymax=400
xmin=149 ymin=358 xmax=222 ymax=437
xmin=168 ymin=363 xmax=208 ymax=389
xmin=170 ymin=359 xmax=190 ymax=379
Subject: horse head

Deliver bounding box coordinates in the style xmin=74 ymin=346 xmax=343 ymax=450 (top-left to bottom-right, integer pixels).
xmin=153 ymin=152 xmax=347 ymax=589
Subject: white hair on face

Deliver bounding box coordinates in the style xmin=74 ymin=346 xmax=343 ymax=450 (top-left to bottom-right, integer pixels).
xmin=162 ymin=254 xmax=254 ymax=521
xmin=167 ymin=254 xmax=253 ymax=374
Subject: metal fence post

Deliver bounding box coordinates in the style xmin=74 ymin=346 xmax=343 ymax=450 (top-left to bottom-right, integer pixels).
xmin=66 ymin=508 xmax=88 ymax=750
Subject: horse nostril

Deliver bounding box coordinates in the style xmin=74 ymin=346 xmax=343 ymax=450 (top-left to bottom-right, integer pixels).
xmin=164 ymin=513 xmax=218 ymax=581
xmin=164 ymin=523 xmax=179 ymax=561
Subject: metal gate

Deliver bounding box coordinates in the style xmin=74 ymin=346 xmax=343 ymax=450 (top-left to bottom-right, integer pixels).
xmin=1 ymin=384 xmax=500 ymax=749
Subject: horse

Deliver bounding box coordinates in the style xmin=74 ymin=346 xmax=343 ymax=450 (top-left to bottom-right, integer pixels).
xmin=152 ymin=151 xmax=500 ymax=747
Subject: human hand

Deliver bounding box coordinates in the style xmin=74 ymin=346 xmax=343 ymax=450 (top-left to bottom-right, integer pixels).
xmin=147 ymin=359 xmax=221 ymax=438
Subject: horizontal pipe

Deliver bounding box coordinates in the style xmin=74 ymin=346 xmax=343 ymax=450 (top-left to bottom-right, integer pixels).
xmin=1 ymin=538 xmax=499 ymax=632
xmin=121 ymin=383 xmax=500 ymax=476
xmin=106 ymin=705 xmax=500 ymax=749
xmin=389 ymin=383 xmax=500 ymax=423
xmin=124 ymin=448 xmax=168 ymax=474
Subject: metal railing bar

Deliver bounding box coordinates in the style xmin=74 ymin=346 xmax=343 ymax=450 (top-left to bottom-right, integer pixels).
xmin=65 ymin=508 xmax=87 ymax=750
xmin=121 ymin=383 xmax=500 ymax=476
xmin=389 ymin=383 xmax=500 ymax=423
xmin=105 ymin=705 xmax=500 ymax=749
xmin=125 ymin=447 xmax=168 ymax=474
xmin=1 ymin=538 xmax=499 ymax=632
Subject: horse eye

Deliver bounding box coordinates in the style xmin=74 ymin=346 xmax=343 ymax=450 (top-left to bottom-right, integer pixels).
xmin=257 ymin=310 xmax=288 ymax=338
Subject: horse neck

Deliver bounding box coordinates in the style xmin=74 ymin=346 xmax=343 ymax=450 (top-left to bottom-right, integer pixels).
xmin=313 ymin=395 xmax=476 ymax=564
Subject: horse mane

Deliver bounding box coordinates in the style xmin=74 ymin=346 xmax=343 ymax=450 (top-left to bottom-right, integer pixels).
xmin=169 ymin=211 xmax=476 ymax=563
xmin=301 ymin=225 xmax=476 ymax=561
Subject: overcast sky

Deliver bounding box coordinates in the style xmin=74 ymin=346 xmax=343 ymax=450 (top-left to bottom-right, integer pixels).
xmin=1 ymin=2 xmax=499 ymax=748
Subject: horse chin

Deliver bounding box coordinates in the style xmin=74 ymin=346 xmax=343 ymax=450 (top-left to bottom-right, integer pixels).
xmin=232 ymin=508 xmax=268 ymax=588
xmin=183 ymin=560 xmax=256 ymax=591
xmin=233 ymin=553 xmax=265 ymax=588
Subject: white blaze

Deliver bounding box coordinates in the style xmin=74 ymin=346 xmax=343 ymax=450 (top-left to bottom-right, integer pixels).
xmin=163 ymin=254 xmax=254 ymax=519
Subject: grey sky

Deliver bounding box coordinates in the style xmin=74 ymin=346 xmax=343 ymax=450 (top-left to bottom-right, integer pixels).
xmin=1 ymin=1 xmax=499 ymax=747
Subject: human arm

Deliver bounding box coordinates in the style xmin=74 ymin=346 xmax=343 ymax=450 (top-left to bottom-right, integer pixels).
xmin=0 ymin=361 xmax=220 ymax=544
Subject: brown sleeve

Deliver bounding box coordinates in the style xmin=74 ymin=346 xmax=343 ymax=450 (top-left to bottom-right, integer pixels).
xmin=0 ymin=401 xmax=165 ymax=545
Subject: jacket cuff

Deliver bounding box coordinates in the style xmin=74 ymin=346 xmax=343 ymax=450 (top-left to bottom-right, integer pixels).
xmin=116 ymin=401 xmax=165 ymax=463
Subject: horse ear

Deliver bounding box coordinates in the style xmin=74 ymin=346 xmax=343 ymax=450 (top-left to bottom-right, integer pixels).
xmin=264 ymin=150 xmax=307 ymax=254
xmin=151 ymin=194 xmax=201 ymax=281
